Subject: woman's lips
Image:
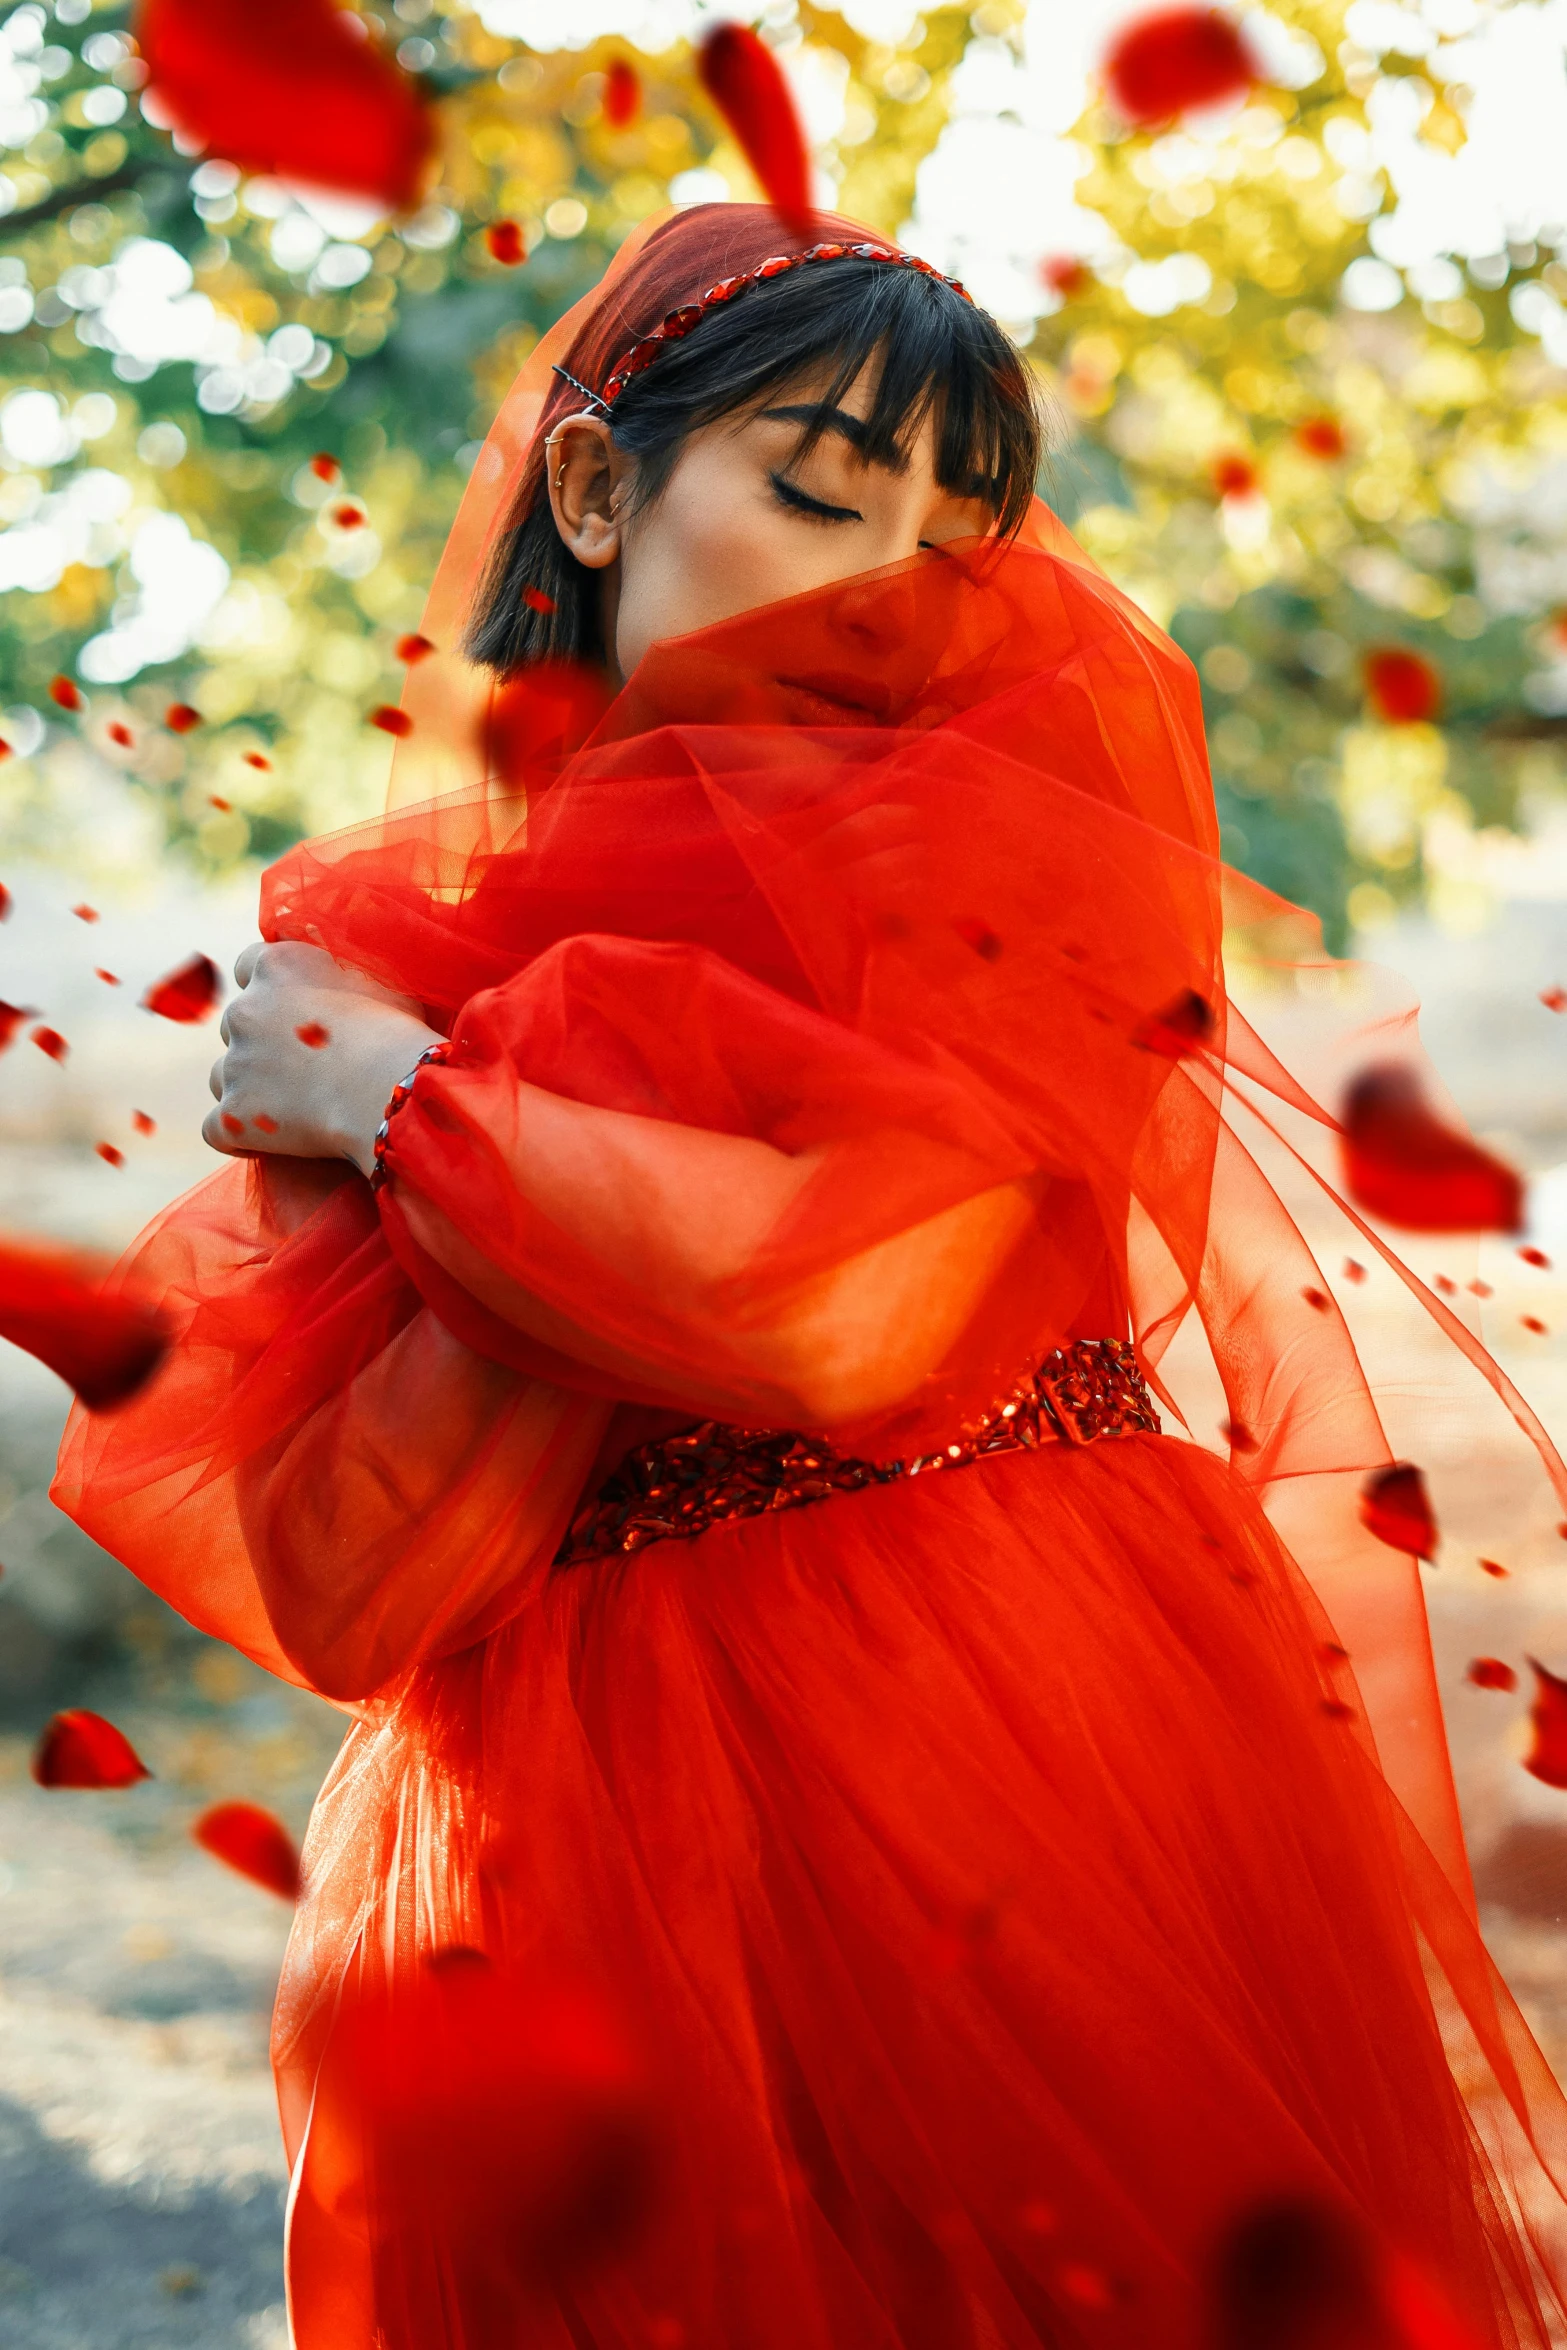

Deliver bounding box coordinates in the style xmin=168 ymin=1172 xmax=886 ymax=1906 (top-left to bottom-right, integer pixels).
xmin=772 ymin=671 xmax=901 ymax=723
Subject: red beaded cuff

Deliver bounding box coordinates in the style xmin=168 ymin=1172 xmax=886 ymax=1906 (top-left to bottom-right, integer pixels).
xmin=367 ymin=1038 xmax=451 ymax=1194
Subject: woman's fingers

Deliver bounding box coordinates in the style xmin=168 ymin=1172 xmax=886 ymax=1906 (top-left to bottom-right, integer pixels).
xmin=233 ymin=941 xmax=263 ymax=988
xmin=209 ymin=1054 xmax=225 ymax=1102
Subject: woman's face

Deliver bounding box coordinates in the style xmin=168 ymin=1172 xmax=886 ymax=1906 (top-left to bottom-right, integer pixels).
xmin=546 ymin=361 xmax=998 ymax=686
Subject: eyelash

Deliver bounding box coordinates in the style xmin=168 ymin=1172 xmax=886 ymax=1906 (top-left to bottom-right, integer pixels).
xmin=768 ymin=471 xmax=862 ymax=525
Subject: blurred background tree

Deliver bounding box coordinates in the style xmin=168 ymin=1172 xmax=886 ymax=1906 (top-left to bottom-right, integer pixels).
xmin=0 ymin=0 xmax=1563 ymax=950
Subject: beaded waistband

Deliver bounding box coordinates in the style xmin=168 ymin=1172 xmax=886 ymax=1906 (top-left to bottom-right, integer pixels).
xmin=555 ymin=1337 xmax=1159 ymax=1569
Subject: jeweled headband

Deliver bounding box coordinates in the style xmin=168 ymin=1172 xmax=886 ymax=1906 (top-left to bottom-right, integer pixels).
xmin=551 ymin=238 xmax=974 ymax=417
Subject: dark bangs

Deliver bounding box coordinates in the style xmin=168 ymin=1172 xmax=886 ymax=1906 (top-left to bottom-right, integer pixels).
xmin=467 ymin=256 xmax=1044 ymax=677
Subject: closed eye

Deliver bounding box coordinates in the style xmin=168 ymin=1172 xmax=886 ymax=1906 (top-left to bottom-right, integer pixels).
xmin=769 ymin=471 xmax=863 ymax=524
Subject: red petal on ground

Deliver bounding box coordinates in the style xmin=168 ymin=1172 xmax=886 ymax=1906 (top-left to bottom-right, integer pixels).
xmin=1295 ymin=414 xmax=1347 ymax=459
xmin=309 ymin=452 xmax=340 ymax=482
xmin=1132 ymin=986 xmax=1214 ymax=1059
xmin=1360 ymin=1461 xmax=1438 ymax=1561
xmin=396 ymin=632 xmax=435 ymax=663
xmin=32 ymin=1708 xmax=150 ymax=1788
xmin=1526 ymin=1659 xmax=1567 ymax=1788
xmin=164 ymin=701 xmax=202 ymax=732
xmin=295 ymin=1021 xmax=330 ymax=1049
xmin=1365 ymin=646 xmax=1441 ymax=724
xmin=31 ymin=1026 xmax=67 ymax=1061
xmin=485 ymin=219 xmax=527 ymax=266
xmin=192 ymin=1800 xmax=301 ymax=1899
xmin=1341 ymin=1062 xmax=1523 ymax=1233
xmin=48 ymin=675 xmax=82 ymax=711
xmin=131 ymin=1110 xmax=156 ymax=1136
xmin=697 ymin=23 xmax=812 ymax=235
xmin=143 ymin=952 xmax=222 ymax=1024
xmin=604 ymin=56 xmax=641 ymax=127
xmin=1102 ymin=6 xmax=1259 ymax=124
xmin=137 ymin=0 xmax=434 ymax=212
xmin=94 ymin=1142 xmax=124 ymax=1168
xmin=0 ymin=1234 xmax=169 ymax=1406
xmin=1467 ymin=1657 xmax=1517 ymax=1691
xmin=370 ymin=704 xmax=413 ymax=736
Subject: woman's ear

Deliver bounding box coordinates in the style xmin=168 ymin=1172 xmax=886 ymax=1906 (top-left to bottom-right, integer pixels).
xmin=545 ymin=414 xmax=629 ymax=572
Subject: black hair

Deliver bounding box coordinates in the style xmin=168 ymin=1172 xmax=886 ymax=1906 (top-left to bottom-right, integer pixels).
xmin=465 ymin=256 xmax=1044 ymax=676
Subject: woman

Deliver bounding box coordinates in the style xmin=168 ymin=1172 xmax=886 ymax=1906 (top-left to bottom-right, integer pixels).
xmin=54 ymin=205 xmax=1567 ymax=2347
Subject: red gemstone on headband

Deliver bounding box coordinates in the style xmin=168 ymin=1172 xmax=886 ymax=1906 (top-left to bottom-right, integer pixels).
xmin=661 ymin=304 xmax=703 ymax=335
xmin=703 ymin=277 xmax=743 ymax=303
xmin=757 ymin=255 xmax=794 ymax=278
xmin=812 ymin=243 xmax=846 ymax=260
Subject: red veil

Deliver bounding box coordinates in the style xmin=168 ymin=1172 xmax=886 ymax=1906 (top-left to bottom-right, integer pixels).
xmin=52 ymin=207 xmax=1567 ymax=2344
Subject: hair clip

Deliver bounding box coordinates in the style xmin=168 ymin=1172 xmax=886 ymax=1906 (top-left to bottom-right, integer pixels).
xmin=550 ymin=364 xmax=612 ymax=416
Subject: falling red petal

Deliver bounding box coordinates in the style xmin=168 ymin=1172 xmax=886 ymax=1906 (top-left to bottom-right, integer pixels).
xmin=254 ymin=1112 xmax=279 ymax=1134
xmin=31 ymin=1708 xmax=150 ymax=1789
xmin=208 ymin=795 xmax=232 ymax=813
xmin=1468 ymin=1278 xmax=1493 ymax=1297
xmin=1479 ymin=1558 xmax=1509 ymax=1577
xmin=1433 ymin=1274 xmax=1456 ymax=1296
xmin=143 ymin=953 xmax=222 ymax=1025
xmin=95 ymin=968 xmax=120 ymax=986
xmin=952 ymin=915 xmax=1003 ymax=961
xmin=1102 ymin=5 xmax=1260 ymax=124
xmin=48 ymin=675 xmax=83 ymax=711
xmin=106 ymin=722 xmax=133 ymax=749
xmin=31 ymin=1026 xmax=67 ymax=1061
xmin=0 ymin=882 xmax=9 ymax=919
xmin=310 ymin=451 xmax=340 ymax=482
xmin=1519 ymin=1245 xmax=1551 ymax=1267
xmin=1212 ymin=2196 xmax=1486 ymax=2350
xmin=1525 ymin=1660 xmax=1567 ymax=1788
xmin=396 ymin=632 xmax=435 ymax=664
xmin=1360 ymin=1461 xmax=1438 ymax=1561
xmin=1522 ymin=1315 xmax=1549 ymax=1335
xmin=604 ymin=55 xmax=641 ymax=127
xmin=137 ymin=0 xmax=434 ymax=212
xmin=1341 ymin=1062 xmax=1522 ymax=1233
xmin=0 ymin=737 xmax=11 ymax=761
xmin=1041 ymin=254 xmax=1092 ymax=298
xmin=71 ymin=902 xmax=99 ymax=922
xmin=164 ymin=701 xmax=202 ymax=732
xmin=244 ymin=751 xmax=272 ymax=771
xmin=1302 ymin=1286 xmax=1329 ymax=1310
xmin=1058 ymin=2265 xmax=1114 ymax=2312
xmin=0 ymin=1002 xmax=27 ymax=1050
xmin=192 ymin=1800 xmax=301 ymax=1900
xmin=485 ymin=219 xmax=527 ymax=266
xmin=697 ymin=22 xmax=813 ymax=236
xmin=370 ymin=704 xmax=413 ymax=737
xmin=522 ymin=586 xmax=557 ymax=615
xmin=1365 ymin=646 xmax=1442 ymax=724
xmin=131 ymin=1110 xmax=156 ymax=1136
xmin=332 ymin=502 xmax=365 ymax=529
xmin=94 ymin=1142 xmax=124 ymax=1168
xmin=1211 ymin=452 xmax=1258 ymax=500
xmin=1467 ymin=1657 xmax=1516 ymax=1691
xmin=1222 ymin=1418 xmax=1258 ymax=1453
xmin=296 ymin=1021 xmax=330 ymax=1049
xmin=1541 ymin=986 xmax=1567 ymax=1013
xmin=0 ymin=1234 xmax=168 ymax=1406
xmin=1295 ymin=414 xmax=1347 ymax=459
xmin=220 ymin=1112 xmax=245 ymax=1137
xmin=1132 ymin=986 xmax=1214 ymax=1059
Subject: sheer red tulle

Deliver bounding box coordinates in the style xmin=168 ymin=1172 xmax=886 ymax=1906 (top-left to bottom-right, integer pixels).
xmin=51 ymin=207 xmax=1567 ymax=2348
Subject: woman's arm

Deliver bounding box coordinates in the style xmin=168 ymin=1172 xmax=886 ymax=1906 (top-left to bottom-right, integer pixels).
xmin=207 ymin=942 xmax=1036 ymax=1428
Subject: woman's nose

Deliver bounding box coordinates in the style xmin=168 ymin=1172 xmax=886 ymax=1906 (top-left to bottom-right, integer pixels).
xmin=834 ymin=574 xmax=919 ymax=656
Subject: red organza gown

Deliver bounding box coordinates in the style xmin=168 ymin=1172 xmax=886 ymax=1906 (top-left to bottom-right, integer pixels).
xmin=52 ymin=207 xmax=1567 ymax=2348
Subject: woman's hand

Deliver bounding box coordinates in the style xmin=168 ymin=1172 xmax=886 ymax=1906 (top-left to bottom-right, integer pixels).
xmin=204 ymin=941 xmax=443 ymax=1177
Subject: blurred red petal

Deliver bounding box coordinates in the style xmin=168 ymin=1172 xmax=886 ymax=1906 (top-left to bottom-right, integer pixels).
xmin=1365 ymin=645 xmax=1441 ymax=724
xmin=0 ymin=881 xmax=9 ymax=919
xmin=1212 ymin=2195 xmax=1485 ymax=2350
xmin=370 ymin=704 xmax=413 ymax=737
xmin=106 ymin=721 xmax=133 ymax=749
xmin=396 ymin=631 xmax=435 ymax=664
xmin=1519 ymin=1245 xmax=1551 ymax=1267
xmin=164 ymin=701 xmax=202 ymax=732
xmin=522 ymin=585 xmax=557 ymax=615
xmin=1041 ymin=254 xmax=1092 ymax=298
xmin=0 ymin=1001 xmax=27 ymax=1050
xmin=332 ymin=501 xmax=365 ymax=529
xmin=243 ymin=751 xmax=272 ymax=771
xmin=0 ymin=736 xmax=11 ymax=760
xmin=1467 ymin=1657 xmax=1516 ymax=1690
xmin=1211 ymin=452 xmax=1258 ymax=499
xmin=486 ymin=660 xmax=614 ymax=787
xmin=192 ymin=1800 xmax=301 ymax=1899
xmin=1222 ymin=1417 xmax=1258 ymax=1453
xmin=952 ymin=915 xmax=1002 ymax=960
xmin=1360 ymin=1460 xmax=1438 ymax=1561
xmin=485 ymin=218 xmax=527 ymax=266
xmin=220 ymin=1112 xmax=245 ymax=1137
xmin=71 ymin=902 xmax=98 ymax=922
xmin=1103 ymin=6 xmax=1259 ymax=124
xmin=1302 ymin=1286 xmax=1329 ymax=1310
xmin=1342 ymin=1062 xmax=1522 ymax=1233
xmin=1479 ymin=1557 xmax=1509 ymax=1577
xmin=142 ymin=953 xmax=222 ymax=1024
xmin=1541 ymin=985 xmax=1567 ymax=1013
xmin=95 ymin=968 xmax=120 ymax=986
xmin=604 ymin=56 xmax=641 ymax=127
xmin=1522 ymin=1314 xmax=1549 ymax=1334
xmin=137 ymin=0 xmax=434 ymax=211
xmin=254 ymin=1112 xmax=279 ymax=1134
xmin=31 ymin=1025 xmax=67 ymax=1061
xmin=32 ymin=1708 xmax=150 ymax=1789
xmin=698 ymin=23 xmax=812 ymax=235
xmin=295 ymin=1021 xmax=330 ymax=1048
xmin=309 ymin=452 xmax=340 ymax=482
xmin=1132 ymin=986 xmax=1214 ymax=1059
xmin=208 ymin=795 xmax=232 ymax=812
xmin=131 ymin=1110 xmax=156 ymax=1136
xmin=48 ymin=674 xmax=82 ymax=711
xmin=1433 ymin=1273 xmax=1456 ymax=1296
xmin=1295 ymin=414 xmax=1346 ymax=459
xmin=94 ymin=1142 xmax=124 ymax=1168
xmin=1468 ymin=1278 xmax=1493 ymax=1297
xmin=1526 ymin=1659 xmax=1567 ymax=1788
xmin=0 ymin=1234 xmax=168 ymax=1407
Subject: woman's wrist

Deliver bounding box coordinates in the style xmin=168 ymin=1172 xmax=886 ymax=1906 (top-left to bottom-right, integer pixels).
xmin=337 ymin=1021 xmax=447 ymax=1178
